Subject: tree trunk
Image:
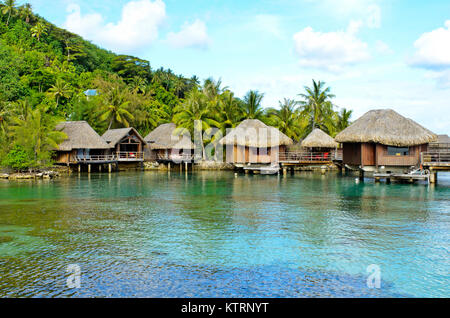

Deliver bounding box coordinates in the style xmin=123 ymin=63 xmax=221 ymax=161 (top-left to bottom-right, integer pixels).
xmin=6 ymin=11 xmax=11 ymax=27
xmin=108 ymin=117 xmax=113 ymax=130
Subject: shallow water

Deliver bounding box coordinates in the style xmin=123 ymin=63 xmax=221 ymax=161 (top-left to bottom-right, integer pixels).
xmin=0 ymin=171 xmax=448 ymax=298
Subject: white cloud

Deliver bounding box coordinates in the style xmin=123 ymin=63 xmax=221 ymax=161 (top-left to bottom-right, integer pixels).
xmin=410 ymin=20 xmax=450 ymax=69
xmin=166 ymin=19 xmax=211 ymax=49
xmin=64 ymin=0 xmax=166 ymax=54
xmin=293 ymin=23 xmax=370 ymax=73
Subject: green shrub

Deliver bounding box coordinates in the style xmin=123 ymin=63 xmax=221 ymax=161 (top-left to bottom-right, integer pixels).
xmin=1 ymin=145 xmax=33 ymax=171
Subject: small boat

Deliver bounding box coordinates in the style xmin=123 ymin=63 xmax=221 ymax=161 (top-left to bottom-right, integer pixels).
xmin=259 ymin=164 xmax=280 ymax=175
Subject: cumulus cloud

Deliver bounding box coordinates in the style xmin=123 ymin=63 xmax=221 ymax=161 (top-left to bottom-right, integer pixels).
xmin=410 ymin=20 xmax=450 ymax=69
xmin=64 ymin=0 xmax=166 ymax=53
xmin=166 ymin=19 xmax=211 ymax=49
xmin=409 ymin=21 xmax=450 ymax=89
xmin=293 ymin=22 xmax=370 ymax=73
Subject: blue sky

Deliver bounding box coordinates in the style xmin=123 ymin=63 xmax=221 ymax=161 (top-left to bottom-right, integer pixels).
xmin=24 ymin=0 xmax=450 ymax=133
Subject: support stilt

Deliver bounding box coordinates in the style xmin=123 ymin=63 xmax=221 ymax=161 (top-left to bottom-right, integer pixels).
xmin=78 ymin=164 xmax=81 ymax=173
xmin=108 ymin=164 xmax=112 ymax=173
xmin=88 ymin=164 xmax=91 ymax=174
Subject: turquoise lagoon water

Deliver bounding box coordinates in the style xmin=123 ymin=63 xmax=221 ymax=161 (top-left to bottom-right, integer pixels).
xmin=0 ymin=171 xmax=448 ymax=297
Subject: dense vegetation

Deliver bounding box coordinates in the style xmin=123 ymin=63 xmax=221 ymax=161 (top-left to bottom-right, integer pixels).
xmin=0 ymin=1 xmax=352 ymax=171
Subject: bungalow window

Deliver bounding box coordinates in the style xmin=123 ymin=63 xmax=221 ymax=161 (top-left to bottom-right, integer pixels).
xmin=387 ymin=146 xmax=409 ymax=156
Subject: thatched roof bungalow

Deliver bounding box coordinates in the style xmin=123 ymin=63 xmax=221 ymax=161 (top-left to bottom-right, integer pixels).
xmin=335 ymin=109 xmax=437 ymax=171
xmin=55 ymin=121 xmax=110 ymax=164
xmin=102 ymin=128 xmax=146 ymax=161
xmin=219 ymin=119 xmax=293 ymax=164
xmin=144 ymin=123 xmax=194 ymax=162
xmin=301 ymin=129 xmax=338 ymax=149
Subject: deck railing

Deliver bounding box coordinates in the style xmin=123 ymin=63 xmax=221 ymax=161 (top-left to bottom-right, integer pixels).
xmin=75 ymin=155 xmax=117 ymax=162
xmin=280 ymin=151 xmax=338 ymax=162
xmin=421 ymin=152 xmax=450 ymax=165
xmin=117 ymin=152 xmax=144 ymax=161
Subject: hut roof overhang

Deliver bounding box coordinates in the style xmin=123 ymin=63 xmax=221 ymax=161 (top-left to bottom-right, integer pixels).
xmin=144 ymin=123 xmax=194 ymax=150
xmin=335 ymin=109 xmax=437 ymax=147
xmin=301 ymin=128 xmax=338 ymax=148
xmin=102 ymin=128 xmax=146 ymax=147
xmin=56 ymin=121 xmax=110 ymax=151
xmin=219 ymin=119 xmax=293 ymax=148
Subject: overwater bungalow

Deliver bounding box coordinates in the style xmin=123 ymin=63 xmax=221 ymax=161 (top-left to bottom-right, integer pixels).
xmin=54 ymin=121 xmax=113 ymax=167
xmin=335 ymin=109 xmax=437 ymax=172
xmin=144 ymin=123 xmax=194 ymax=162
xmin=299 ymin=128 xmax=339 ymax=161
xmin=102 ymin=128 xmax=146 ymax=162
xmin=219 ymin=119 xmax=293 ymax=166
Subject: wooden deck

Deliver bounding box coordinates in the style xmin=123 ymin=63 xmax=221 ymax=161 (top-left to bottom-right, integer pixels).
xmin=421 ymin=152 xmax=450 ymax=171
xmin=279 ymin=150 xmax=342 ymax=166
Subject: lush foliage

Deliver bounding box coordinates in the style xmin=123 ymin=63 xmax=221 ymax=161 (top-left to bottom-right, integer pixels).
xmin=0 ymin=2 xmax=353 ymax=168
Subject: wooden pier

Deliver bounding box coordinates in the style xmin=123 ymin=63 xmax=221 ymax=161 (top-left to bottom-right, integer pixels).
xmin=421 ymin=152 xmax=450 ymax=183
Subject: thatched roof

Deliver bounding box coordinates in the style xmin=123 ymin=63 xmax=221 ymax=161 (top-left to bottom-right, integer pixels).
xmin=301 ymin=128 xmax=338 ymax=148
xmin=434 ymin=134 xmax=450 ymax=144
xmin=144 ymin=123 xmax=194 ymax=150
xmin=335 ymin=109 xmax=437 ymax=146
xmin=219 ymin=119 xmax=293 ymax=147
xmin=56 ymin=121 xmax=110 ymax=151
xmin=102 ymin=128 xmax=146 ymax=147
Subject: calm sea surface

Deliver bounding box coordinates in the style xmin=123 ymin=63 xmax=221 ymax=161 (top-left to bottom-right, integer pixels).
xmin=0 ymin=171 xmax=448 ymax=298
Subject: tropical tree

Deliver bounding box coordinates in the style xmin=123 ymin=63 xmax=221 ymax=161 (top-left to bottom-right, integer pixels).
xmin=47 ymin=79 xmax=72 ymax=108
xmin=298 ymin=80 xmax=336 ymax=134
xmin=2 ymin=0 xmax=17 ymax=27
xmin=241 ymin=90 xmax=265 ymax=120
xmin=214 ymin=90 xmax=242 ymax=133
xmin=31 ymin=21 xmax=47 ymax=42
xmin=19 ymin=3 xmax=33 ymax=24
xmin=174 ymin=89 xmax=219 ymax=160
xmin=8 ymin=106 xmax=67 ymax=169
xmin=267 ymin=98 xmax=305 ymax=141
xmin=335 ymin=108 xmax=353 ymax=133
xmin=99 ymin=90 xmax=134 ymax=130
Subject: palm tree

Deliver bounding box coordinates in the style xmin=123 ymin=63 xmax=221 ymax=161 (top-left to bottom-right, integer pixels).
xmin=130 ymin=76 xmax=147 ymax=94
xmin=241 ymin=90 xmax=265 ymax=120
xmin=298 ymin=80 xmax=336 ymax=133
xmin=99 ymin=90 xmax=134 ymax=130
xmin=336 ymin=108 xmax=353 ymax=132
xmin=214 ymin=90 xmax=242 ymax=133
xmin=47 ymin=79 xmax=72 ymax=108
xmin=173 ymin=89 xmax=218 ymax=160
xmin=31 ymin=21 xmax=47 ymax=42
xmin=267 ymin=98 xmax=305 ymax=141
xmin=9 ymin=106 xmax=66 ymax=168
xmin=2 ymin=0 xmax=17 ymax=27
xmin=19 ymin=3 xmax=33 ymax=24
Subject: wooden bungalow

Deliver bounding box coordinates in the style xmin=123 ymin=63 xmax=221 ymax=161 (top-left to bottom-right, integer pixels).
xmin=55 ymin=121 xmax=112 ymax=165
xmin=144 ymin=123 xmax=194 ymax=162
xmin=102 ymin=128 xmax=146 ymax=162
xmin=335 ymin=109 xmax=437 ymax=172
xmin=300 ymin=128 xmax=339 ymax=161
xmin=219 ymin=119 xmax=293 ymax=165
